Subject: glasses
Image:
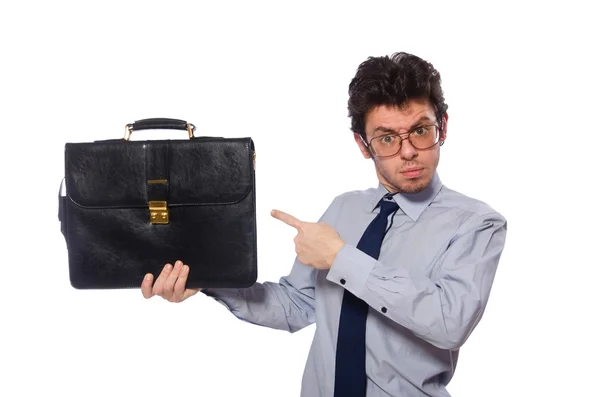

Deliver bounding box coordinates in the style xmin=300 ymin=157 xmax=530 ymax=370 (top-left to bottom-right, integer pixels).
xmin=361 ymin=124 xmax=441 ymax=158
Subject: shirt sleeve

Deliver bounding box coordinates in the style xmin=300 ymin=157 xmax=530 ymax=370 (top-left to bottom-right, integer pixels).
xmin=325 ymin=211 xmax=507 ymax=350
xmin=202 ymin=196 xmax=343 ymax=333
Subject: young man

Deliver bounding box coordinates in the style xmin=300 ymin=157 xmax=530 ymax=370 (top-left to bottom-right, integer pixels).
xmin=142 ymin=52 xmax=508 ymax=397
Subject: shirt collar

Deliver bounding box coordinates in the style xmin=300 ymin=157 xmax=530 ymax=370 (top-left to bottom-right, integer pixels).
xmin=371 ymin=171 xmax=443 ymax=221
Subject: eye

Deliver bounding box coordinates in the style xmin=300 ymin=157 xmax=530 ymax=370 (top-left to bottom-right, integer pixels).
xmin=379 ymin=135 xmax=397 ymax=145
xmin=413 ymin=126 xmax=428 ymax=136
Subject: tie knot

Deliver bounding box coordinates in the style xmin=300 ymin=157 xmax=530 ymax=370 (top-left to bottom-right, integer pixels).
xmin=378 ymin=196 xmax=399 ymax=217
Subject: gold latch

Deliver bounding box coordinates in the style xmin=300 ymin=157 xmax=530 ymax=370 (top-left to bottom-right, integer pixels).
xmin=149 ymin=201 xmax=169 ymax=224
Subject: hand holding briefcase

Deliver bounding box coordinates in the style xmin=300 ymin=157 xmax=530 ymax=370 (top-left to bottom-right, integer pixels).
xmin=59 ymin=118 xmax=257 ymax=290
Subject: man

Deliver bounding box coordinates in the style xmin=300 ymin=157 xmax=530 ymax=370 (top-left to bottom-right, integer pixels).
xmin=141 ymin=52 xmax=507 ymax=397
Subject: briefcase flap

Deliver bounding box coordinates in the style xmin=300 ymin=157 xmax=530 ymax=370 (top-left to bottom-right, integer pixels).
xmin=64 ymin=137 xmax=254 ymax=208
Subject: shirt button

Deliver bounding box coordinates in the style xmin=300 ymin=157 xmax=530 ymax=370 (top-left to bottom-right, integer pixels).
xmin=340 ymin=278 xmax=346 ymax=285
xmin=381 ymin=307 xmax=387 ymax=313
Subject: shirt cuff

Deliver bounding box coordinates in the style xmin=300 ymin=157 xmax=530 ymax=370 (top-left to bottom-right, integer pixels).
xmin=326 ymin=243 xmax=377 ymax=296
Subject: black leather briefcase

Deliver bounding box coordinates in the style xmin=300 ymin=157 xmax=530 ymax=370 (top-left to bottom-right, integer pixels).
xmin=58 ymin=118 xmax=257 ymax=289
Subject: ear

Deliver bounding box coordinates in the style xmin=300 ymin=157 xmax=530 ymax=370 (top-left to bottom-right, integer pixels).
xmin=439 ymin=112 xmax=449 ymax=144
xmin=353 ymin=133 xmax=372 ymax=159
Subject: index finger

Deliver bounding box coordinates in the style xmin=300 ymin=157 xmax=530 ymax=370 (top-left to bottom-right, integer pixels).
xmin=271 ymin=209 xmax=303 ymax=230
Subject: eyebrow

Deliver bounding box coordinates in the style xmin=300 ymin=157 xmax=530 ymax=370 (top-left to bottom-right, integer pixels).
xmin=372 ymin=116 xmax=435 ymax=135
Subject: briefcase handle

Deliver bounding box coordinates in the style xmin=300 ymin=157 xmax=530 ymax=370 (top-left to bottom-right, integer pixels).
xmin=124 ymin=118 xmax=196 ymax=140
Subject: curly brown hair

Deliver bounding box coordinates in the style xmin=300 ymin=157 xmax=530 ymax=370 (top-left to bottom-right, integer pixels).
xmin=348 ymin=52 xmax=449 ymax=138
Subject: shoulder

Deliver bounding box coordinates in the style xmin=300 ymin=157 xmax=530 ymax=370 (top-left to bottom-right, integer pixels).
xmin=330 ymin=187 xmax=378 ymax=208
xmin=437 ymin=186 xmax=503 ymax=216
xmin=317 ymin=187 xmax=377 ymax=222
xmin=433 ymin=185 xmax=507 ymax=228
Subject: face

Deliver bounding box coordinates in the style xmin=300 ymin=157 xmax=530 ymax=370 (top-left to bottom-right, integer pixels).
xmin=354 ymin=98 xmax=448 ymax=194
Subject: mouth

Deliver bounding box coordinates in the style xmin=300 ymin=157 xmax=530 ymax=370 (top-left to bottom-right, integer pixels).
xmin=400 ymin=168 xmax=424 ymax=179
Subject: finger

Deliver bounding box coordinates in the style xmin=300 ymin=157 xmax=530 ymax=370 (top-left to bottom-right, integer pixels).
xmin=176 ymin=264 xmax=200 ymax=301
xmin=271 ymin=209 xmax=303 ymax=229
xmin=183 ymin=288 xmax=200 ymax=300
xmin=173 ymin=264 xmax=191 ymax=301
xmin=163 ymin=260 xmax=183 ymax=301
xmin=152 ymin=263 xmax=173 ymax=296
xmin=141 ymin=273 xmax=154 ymax=299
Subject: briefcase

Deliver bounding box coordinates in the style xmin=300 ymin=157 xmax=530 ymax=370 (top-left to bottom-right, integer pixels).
xmin=58 ymin=118 xmax=257 ymax=290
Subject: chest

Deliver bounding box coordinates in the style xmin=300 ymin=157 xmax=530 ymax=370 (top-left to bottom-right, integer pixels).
xmin=333 ymin=209 xmax=457 ymax=279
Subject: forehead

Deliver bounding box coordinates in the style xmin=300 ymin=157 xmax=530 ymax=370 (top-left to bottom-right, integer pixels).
xmin=365 ymin=99 xmax=436 ymax=136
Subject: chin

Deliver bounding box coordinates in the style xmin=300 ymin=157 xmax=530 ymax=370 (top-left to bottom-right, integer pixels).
xmin=396 ymin=181 xmax=428 ymax=194
xmin=393 ymin=174 xmax=432 ymax=194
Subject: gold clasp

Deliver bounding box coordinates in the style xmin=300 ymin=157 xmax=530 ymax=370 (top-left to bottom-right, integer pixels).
xmin=186 ymin=123 xmax=195 ymax=139
xmin=124 ymin=124 xmax=133 ymax=141
xmin=149 ymin=201 xmax=169 ymax=224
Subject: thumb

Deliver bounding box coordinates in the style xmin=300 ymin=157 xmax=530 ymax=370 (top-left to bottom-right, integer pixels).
xmin=141 ymin=273 xmax=155 ymax=299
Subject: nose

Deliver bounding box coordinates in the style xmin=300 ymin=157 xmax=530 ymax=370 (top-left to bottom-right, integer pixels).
xmin=399 ymin=136 xmax=418 ymax=160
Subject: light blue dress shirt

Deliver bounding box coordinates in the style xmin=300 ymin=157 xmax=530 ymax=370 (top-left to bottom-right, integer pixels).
xmin=203 ymin=172 xmax=507 ymax=397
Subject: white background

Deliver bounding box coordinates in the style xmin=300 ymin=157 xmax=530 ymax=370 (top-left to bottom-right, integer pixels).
xmin=1 ymin=1 xmax=598 ymax=396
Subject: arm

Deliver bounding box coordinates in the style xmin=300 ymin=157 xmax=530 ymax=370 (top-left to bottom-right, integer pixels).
xmin=326 ymin=211 xmax=507 ymax=350
xmin=203 ymin=197 xmax=342 ymax=333
xmin=202 ymin=260 xmax=317 ymax=333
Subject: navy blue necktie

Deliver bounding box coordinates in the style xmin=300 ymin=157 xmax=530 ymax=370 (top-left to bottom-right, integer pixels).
xmin=333 ymin=194 xmax=399 ymax=397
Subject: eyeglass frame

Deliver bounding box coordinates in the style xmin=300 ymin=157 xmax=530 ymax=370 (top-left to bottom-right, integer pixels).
xmin=358 ymin=121 xmax=445 ymax=158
